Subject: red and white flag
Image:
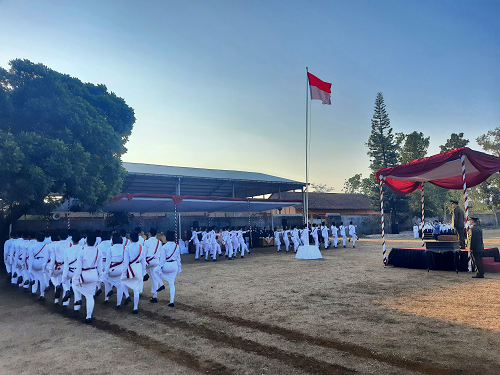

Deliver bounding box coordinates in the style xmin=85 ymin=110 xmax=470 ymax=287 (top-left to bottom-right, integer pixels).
xmin=307 ymin=72 xmax=331 ymax=105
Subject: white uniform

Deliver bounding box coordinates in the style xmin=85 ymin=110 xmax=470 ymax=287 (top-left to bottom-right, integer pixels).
xmin=73 ymin=246 xmax=102 ymax=319
xmin=340 ymin=225 xmax=347 ymax=247
xmin=97 ymin=239 xmax=112 ymax=300
xmin=300 ymin=228 xmax=309 ymax=246
xmin=144 ymin=237 xmax=163 ymax=298
xmin=28 ymin=241 xmax=49 ymax=298
xmin=349 ymin=224 xmax=357 ymax=247
xmin=282 ymin=230 xmax=290 ymax=252
xmin=274 ymin=230 xmax=281 ymax=251
xmin=311 ymin=227 xmax=319 ymax=248
xmin=331 ymin=225 xmax=338 ymax=248
xmin=292 ymin=228 xmax=300 ymax=252
xmin=190 ymin=231 xmax=203 ymax=259
xmin=46 ymin=240 xmax=71 ymax=303
xmin=321 ymin=226 xmax=329 ymax=249
xmin=62 ymin=243 xmax=83 ymax=307
xmin=121 ymin=242 xmax=146 ymax=311
xmin=103 ymin=243 xmax=129 ymax=307
xmin=238 ymin=230 xmax=249 ymax=257
xmin=158 ymin=241 xmax=181 ymax=304
xmin=3 ymin=237 xmax=14 ymax=275
xmin=223 ymin=231 xmax=233 ymax=258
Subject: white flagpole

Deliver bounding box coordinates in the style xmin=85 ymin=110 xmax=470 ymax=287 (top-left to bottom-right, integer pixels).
xmin=305 ymin=67 xmax=310 ymax=244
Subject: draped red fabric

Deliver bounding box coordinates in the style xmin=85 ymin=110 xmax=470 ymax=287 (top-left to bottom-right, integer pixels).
xmin=376 ymin=147 xmax=500 ymax=195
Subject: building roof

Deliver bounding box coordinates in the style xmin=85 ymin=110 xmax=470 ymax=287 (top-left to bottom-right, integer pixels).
xmin=269 ymin=192 xmax=375 ymax=211
xmin=122 ymin=162 xmax=305 ymax=198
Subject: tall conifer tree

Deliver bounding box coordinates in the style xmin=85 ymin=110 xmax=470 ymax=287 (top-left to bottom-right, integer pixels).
xmin=366 ymin=92 xmax=398 ymax=172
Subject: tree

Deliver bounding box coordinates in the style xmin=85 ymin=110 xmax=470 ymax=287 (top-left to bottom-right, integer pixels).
xmin=396 ymin=131 xmax=430 ymax=164
xmin=477 ymin=127 xmax=500 ymax=157
xmin=310 ymin=183 xmax=334 ymax=193
xmin=366 ymin=93 xmax=406 ymax=230
xmin=439 ymin=133 xmax=469 ymax=153
xmin=0 ymin=59 xmax=135 ymax=244
xmin=366 ymin=92 xmax=399 ymax=171
xmin=343 ymin=174 xmax=362 ymax=194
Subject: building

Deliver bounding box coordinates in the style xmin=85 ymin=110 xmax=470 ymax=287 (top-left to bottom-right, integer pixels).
xmin=268 ymin=192 xmax=378 ymax=234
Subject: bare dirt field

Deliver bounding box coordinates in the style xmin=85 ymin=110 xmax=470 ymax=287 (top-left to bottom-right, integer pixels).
xmin=2 ymin=231 xmax=500 ymax=375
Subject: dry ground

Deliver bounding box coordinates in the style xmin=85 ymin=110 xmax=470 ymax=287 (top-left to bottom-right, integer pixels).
xmin=2 ymin=231 xmax=500 ymax=374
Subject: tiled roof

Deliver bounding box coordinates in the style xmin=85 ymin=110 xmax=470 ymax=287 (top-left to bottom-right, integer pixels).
xmin=269 ymin=192 xmax=375 ymax=210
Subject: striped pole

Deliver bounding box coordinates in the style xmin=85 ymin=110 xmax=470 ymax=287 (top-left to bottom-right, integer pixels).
xmin=461 ymin=155 xmax=471 ymax=271
xmin=67 ymin=198 xmax=71 ymax=231
xmin=174 ymin=202 xmax=178 ymax=244
xmin=175 ymin=203 xmax=178 ymax=244
xmin=421 ymin=182 xmax=425 ymax=247
xmin=380 ymin=177 xmax=386 ymax=265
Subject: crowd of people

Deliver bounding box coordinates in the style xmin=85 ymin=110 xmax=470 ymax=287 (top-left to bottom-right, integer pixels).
xmin=3 ymin=227 xmax=181 ymax=323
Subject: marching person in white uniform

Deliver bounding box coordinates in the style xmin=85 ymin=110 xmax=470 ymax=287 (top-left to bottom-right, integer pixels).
xmin=274 ymin=228 xmax=281 ymax=251
xmin=96 ymin=231 xmax=112 ymax=302
xmin=103 ymin=233 xmax=130 ymax=308
xmin=238 ymin=228 xmax=249 ymax=258
xmin=72 ymin=233 xmax=102 ymax=323
xmin=321 ymin=225 xmax=329 ymax=249
xmin=282 ymin=227 xmax=290 ymax=252
xmin=189 ymin=229 xmax=203 ymax=260
xmin=28 ymin=232 xmax=49 ymax=300
xmin=330 ymin=223 xmax=339 ymax=248
xmin=348 ymin=221 xmax=357 ymax=248
xmin=339 ymin=222 xmax=347 ymax=248
xmin=62 ymin=231 xmax=84 ymax=308
xmin=121 ymin=231 xmax=146 ymax=314
xmin=158 ymin=231 xmax=181 ymax=307
xmin=46 ymin=231 xmax=70 ymax=304
xmin=144 ymin=228 xmax=164 ymax=303
xmin=311 ymin=225 xmax=319 ymax=248
xmin=292 ymin=226 xmax=300 ymax=252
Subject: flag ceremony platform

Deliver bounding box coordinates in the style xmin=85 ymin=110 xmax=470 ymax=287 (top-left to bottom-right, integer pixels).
xmin=387 ymin=246 xmax=500 ymax=272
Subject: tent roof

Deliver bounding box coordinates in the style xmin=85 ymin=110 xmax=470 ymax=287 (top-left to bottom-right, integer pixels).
xmin=376 ymin=147 xmax=500 ymax=195
xmin=100 ymin=193 xmax=302 ymax=214
xmin=122 ymin=162 xmax=305 ymax=198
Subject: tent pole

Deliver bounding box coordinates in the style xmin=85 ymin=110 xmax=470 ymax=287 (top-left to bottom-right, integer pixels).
xmin=461 ymin=155 xmax=471 ymax=271
xmin=380 ymin=177 xmax=386 ymax=265
xmin=421 ymin=182 xmax=425 ymax=247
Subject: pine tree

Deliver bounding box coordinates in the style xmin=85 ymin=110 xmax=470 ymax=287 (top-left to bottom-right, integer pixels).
xmin=366 ymin=92 xmax=407 ymax=232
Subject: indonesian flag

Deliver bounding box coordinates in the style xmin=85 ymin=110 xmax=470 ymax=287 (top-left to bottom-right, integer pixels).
xmin=308 ymin=72 xmax=331 ymax=105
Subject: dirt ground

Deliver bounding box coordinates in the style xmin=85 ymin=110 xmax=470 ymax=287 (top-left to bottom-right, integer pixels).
xmin=2 ymin=231 xmax=500 ymax=375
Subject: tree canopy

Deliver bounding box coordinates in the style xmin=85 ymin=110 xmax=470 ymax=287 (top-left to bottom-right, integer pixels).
xmin=439 ymin=132 xmax=469 ymax=153
xmin=395 ymin=131 xmax=430 ymax=164
xmin=0 ymin=59 xmax=135 ymax=235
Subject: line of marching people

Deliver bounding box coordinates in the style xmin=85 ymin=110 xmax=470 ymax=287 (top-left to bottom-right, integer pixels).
xmin=3 ymin=228 xmax=181 ymax=324
xmin=188 ymin=227 xmax=251 ymax=261
xmin=272 ymin=222 xmax=358 ymax=252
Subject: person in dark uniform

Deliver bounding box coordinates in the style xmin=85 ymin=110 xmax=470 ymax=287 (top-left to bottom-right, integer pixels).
xmin=467 ymin=217 xmax=484 ymax=278
xmin=451 ymin=200 xmax=465 ymax=249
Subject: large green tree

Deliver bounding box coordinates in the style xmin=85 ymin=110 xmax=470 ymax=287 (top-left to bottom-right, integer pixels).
xmin=439 ymin=132 xmax=469 ymax=153
xmin=366 ymin=92 xmax=399 ymax=171
xmin=0 ymin=59 xmax=135 ymax=242
xmin=395 ymin=131 xmax=430 ymax=164
xmin=365 ymin=93 xmax=407 ymax=230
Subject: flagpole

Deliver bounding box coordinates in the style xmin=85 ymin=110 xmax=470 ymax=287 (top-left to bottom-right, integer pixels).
xmin=305 ymin=67 xmax=309 ymax=244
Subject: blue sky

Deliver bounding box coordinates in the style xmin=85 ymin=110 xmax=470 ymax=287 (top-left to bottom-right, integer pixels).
xmin=1 ymin=0 xmax=499 ymax=191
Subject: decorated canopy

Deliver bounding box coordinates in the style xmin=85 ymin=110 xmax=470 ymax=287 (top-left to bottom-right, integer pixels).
xmin=376 ymin=147 xmax=500 ymax=195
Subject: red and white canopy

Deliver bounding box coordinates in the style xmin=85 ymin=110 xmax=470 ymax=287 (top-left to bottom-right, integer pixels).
xmin=376 ymin=147 xmax=500 ymax=195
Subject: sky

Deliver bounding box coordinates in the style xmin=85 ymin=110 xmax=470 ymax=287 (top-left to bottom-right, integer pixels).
xmin=1 ymin=0 xmax=499 ymax=192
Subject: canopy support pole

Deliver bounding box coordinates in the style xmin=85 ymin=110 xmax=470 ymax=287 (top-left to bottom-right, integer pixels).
xmin=380 ymin=177 xmax=386 ymax=265
xmin=421 ymin=182 xmax=425 ymax=247
xmin=461 ymin=155 xmax=471 ymax=271
xmin=174 ymin=202 xmax=178 ymax=244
